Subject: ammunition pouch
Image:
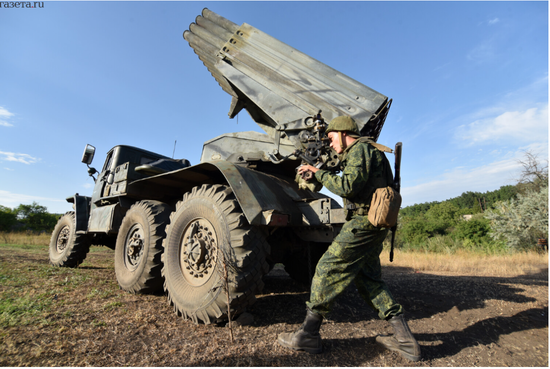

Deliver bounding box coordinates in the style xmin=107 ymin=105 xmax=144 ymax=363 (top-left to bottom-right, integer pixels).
xmin=368 ymin=186 xmax=401 ymax=228
xmin=344 ymin=186 xmax=401 ymax=227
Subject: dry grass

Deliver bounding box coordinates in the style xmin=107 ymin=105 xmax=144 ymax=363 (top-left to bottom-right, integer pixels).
xmin=0 ymin=231 xmax=51 ymax=247
xmin=381 ymin=248 xmax=548 ymax=277
xmin=2 ymin=230 xmax=547 ymax=278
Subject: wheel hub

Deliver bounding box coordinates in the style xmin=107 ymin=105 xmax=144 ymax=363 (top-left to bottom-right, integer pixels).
xmin=180 ymin=219 xmax=217 ymax=286
xmin=125 ymin=225 xmax=144 ymax=270
xmin=56 ymin=225 xmax=70 ymax=252
xmin=189 ymin=238 xmax=207 ymax=266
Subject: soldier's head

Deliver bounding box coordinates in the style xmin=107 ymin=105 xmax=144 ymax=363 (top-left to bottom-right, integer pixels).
xmin=326 ymin=116 xmax=360 ymax=153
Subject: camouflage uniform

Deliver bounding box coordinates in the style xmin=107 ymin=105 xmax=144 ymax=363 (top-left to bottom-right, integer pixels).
xmin=306 ymin=138 xmax=403 ymax=320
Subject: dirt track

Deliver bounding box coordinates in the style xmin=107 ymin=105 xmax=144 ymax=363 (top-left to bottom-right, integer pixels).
xmin=0 ymin=248 xmax=547 ymax=366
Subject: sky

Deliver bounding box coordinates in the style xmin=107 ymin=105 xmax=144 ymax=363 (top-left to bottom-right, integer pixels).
xmin=0 ymin=1 xmax=548 ymax=214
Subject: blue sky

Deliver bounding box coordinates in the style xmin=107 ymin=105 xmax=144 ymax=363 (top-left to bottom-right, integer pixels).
xmin=0 ymin=1 xmax=548 ymax=214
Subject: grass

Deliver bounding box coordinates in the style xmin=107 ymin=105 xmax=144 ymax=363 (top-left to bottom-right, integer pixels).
xmin=0 ymin=255 xmax=62 ymax=327
xmin=0 ymin=234 xmax=117 ymax=329
xmin=0 ymin=230 xmax=547 ymax=329
xmin=388 ymin=233 xmax=517 ymax=255
xmin=381 ymin=247 xmax=548 ymax=277
xmin=0 ymin=294 xmax=53 ymax=327
xmin=0 ymin=231 xmax=51 ymax=247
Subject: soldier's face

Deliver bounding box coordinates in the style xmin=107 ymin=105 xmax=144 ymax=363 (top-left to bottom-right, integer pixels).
xmin=328 ymin=132 xmax=343 ymax=154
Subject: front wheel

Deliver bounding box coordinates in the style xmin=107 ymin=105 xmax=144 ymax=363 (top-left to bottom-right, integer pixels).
xmin=49 ymin=212 xmax=91 ymax=267
xmin=114 ymin=200 xmax=171 ymax=294
xmin=162 ymin=184 xmax=269 ymax=324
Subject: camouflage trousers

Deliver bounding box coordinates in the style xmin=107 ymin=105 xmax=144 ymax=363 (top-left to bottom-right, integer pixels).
xmin=306 ymin=215 xmax=403 ymax=320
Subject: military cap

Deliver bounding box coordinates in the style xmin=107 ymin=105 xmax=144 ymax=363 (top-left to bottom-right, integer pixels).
xmin=326 ymin=116 xmax=360 ymax=138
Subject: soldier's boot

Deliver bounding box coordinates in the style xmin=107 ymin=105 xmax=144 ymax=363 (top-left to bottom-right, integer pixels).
xmin=376 ymin=314 xmax=421 ymax=362
xmin=277 ymin=309 xmax=323 ymax=354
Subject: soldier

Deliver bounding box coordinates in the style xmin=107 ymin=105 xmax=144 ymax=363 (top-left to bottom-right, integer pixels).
xmin=277 ymin=116 xmax=421 ymax=361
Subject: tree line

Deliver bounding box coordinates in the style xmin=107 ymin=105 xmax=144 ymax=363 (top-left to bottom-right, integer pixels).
xmin=0 ymin=202 xmax=60 ymax=233
xmin=395 ymin=151 xmax=548 ymax=253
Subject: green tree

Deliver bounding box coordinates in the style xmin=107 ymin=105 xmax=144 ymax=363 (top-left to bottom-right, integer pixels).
xmin=399 ymin=217 xmax=432 ymax=244
xmin=448 ymin=191 xmax=482 ymax=210
xmin=425 ymin=201 xmax=460 ymax=228
xmin=0 ymin=205 xmax=17 ymax=231
xmin=398 ymin=204 xmax=455 ymax=245
xmin=487 ymin=185 xmax=518 ymax=204
xmin=453 ymin=216 xmax=491 ymax=244
xmin=448 ymin=186 xmax=518 ymax=213
xmin=399 ymin=201 xmax=438 ymax=218
xmin=14 ymin=202 xmax=59 ymax=232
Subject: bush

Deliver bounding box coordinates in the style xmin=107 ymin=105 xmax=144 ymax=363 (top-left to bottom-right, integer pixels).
xmin=453 ymin=216 xmax=491 ymax=245
xmin=397 ymin=202 xmax=459 ymax=247
xmin=398 ymin=218 xmax=438 ymax=245
xmin=485 ymin=186 xmax=548 ymax=250
xmin=425 ymin=201 xmax=460 ymax=227
xmin=0 ymin=206 xmax=16 ymax=231
xmin=13 ymin=202 xmax=59 ymax=232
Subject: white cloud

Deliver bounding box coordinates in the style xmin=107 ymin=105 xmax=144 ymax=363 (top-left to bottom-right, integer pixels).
xmin=0 ymin=151 xmax=40 ymax=164
xmin=0 ymin=107 xmax=14 ymax=118
xmin=0 ymin=190 xmax=64 ymax=209
xmin=456 ymin=104 xmax=548 ymax=145
xmin=0 ymin=107 xmax=14 ymax=127
xmin=488 ymin=18 xmax=500 ymax=25
xmin=402 ymin=143 xmax=548 ymax=206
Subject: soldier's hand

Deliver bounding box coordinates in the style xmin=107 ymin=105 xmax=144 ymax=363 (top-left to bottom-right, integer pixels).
xmin=297 ymin=164 xmax=319 ymax=180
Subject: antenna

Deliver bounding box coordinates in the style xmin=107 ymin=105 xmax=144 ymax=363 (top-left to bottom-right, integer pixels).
xmin=172 ymin=140 xmax=177 ymax=158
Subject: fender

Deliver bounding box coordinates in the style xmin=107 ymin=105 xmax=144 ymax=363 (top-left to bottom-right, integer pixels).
xmin=65 ymin=194 xmax=91 ymax=232
xmin=128 ymin=161 xmax=329 ymax=226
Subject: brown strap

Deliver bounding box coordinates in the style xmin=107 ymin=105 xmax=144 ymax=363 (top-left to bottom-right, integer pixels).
xmin=358 ymin=137 xmax=393 ymax=153
xmin=339 ymin=131 xmax=346 ymax=150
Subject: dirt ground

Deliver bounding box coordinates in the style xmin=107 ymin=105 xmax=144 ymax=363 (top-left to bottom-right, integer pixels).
xmin=0 ymin=247 xmax=548 ymax=367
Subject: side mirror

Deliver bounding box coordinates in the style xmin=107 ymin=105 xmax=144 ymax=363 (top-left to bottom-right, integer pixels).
xmin=81 ymin=144 xmax=96 ymax=165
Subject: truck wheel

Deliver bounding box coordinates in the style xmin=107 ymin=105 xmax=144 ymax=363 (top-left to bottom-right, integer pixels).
xmin=162 ymin=184 xmax=269 ymax=324
xmin=49 ymin=212 xmax=91 ymax=268
xmin=114 ymin=200 xmax=171 ymax=294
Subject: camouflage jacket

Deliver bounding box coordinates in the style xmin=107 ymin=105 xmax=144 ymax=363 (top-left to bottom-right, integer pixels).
xmin=315 ymin=138 xmax=393 ymax=214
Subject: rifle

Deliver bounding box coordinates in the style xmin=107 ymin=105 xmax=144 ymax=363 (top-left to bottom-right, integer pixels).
xmin=389 ymin=142 xmax=402 ymax=262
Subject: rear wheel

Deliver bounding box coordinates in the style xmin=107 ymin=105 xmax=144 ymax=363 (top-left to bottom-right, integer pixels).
xmin=49 ymin=212 xmax=91 ymax=267
xmin=114 ymin=200 xmax=171 ymax=294
xmin=162 ymin=184 xmax=269 ymax=324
